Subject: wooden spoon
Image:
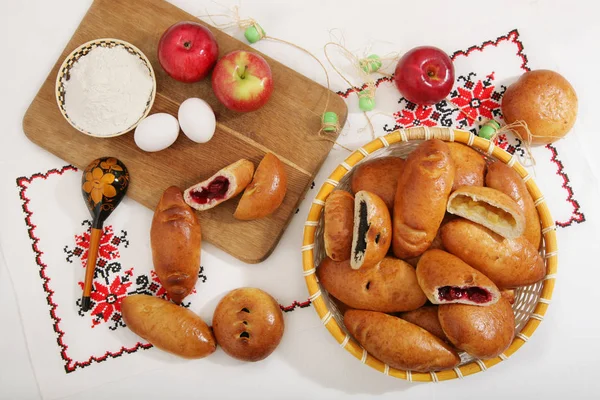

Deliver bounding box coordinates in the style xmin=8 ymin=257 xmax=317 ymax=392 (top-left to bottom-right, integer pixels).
xmin=80 ymin=157 xmax=129 ymax=311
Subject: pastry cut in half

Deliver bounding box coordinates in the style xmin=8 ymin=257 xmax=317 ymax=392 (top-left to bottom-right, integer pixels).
xmin=446 ymin=186 xmax=525 ymax=239
xmin=234 ymin=153 xmax=287 ymax=220
xmin=184 ymin=159 xmax=254 ymax=211
xmin=350 ymin=191 xmax=392 ymax=270
xmin=416 ymin=249 xmax=500 ymax=306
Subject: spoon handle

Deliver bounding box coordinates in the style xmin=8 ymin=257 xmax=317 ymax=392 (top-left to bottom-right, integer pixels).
xmin=81 ymin=227 xmax=103 ymax=311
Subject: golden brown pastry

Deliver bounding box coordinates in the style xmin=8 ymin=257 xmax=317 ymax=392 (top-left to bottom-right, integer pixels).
xmin=121 ymin=294 xmax=216 ymax=359
xmin=501 ymin=289 xmax=516 ymax=305
xmin=151 ymin=186 xmax=201 ymax=304
xmin=402 ymin=214 xmax=453 ymax=268
xmin=344 ymin=310 xmax=460 ymax=372
xmin=441 ymin=219 xmax=546 ymax=288
xmin=447 ymin=142 xmax=486 ymax=191
xmin=317 ymin=256 xmax=427 ymax=313
xmin=212 ymin=288 xmax=284 ymax=362
xmin=485 ymin=161 xmax=541 ymax=249
xmin=350 ymin=157 xmax=405 ymax=211
xmin=323 ymin=190 xmax=354 ymax=262
xmin=234 ymin=153 xmax=287 ymax=220
xmin=502 ymin=69 xmax=578 ymax=144
xmin=184 ymin=159 xmax=254 ymax=211
xmin=393 ymin=139 xmax=455 ymax=259
xmin=447 ymin=186 xmax=525 ymax=239
xmin=399 ymin=306 xmax=449 ymax=343
xmin=438 ymin=297 xmax=515 ymax=359
xmin=351 ymin=191 xmax=392 ymax=270
xmin=416 ymin=249 xmax=500 ymax=306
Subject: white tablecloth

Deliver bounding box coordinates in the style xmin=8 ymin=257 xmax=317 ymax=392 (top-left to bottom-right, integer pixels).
xmin=1 ymin=0 xmax=600 ymax=399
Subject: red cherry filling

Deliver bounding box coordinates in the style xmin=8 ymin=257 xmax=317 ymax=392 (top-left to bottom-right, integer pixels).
xmin=438 ymin=286 xmax=491 ymax=304
xmin=189 ymin=176 xmax=230 ymax=205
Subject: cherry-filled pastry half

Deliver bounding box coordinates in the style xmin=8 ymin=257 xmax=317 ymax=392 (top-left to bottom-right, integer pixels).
xmin=416 ymin=249 xmax=500 ymax=306
xmin=350 ymin=191 xmax=392 ymax=270
xmin=184 ymin=159 xmax=254 ymax=211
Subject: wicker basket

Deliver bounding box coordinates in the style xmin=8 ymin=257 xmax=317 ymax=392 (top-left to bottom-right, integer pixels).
xmin=302 ymin=126 xmax=557 ymax=382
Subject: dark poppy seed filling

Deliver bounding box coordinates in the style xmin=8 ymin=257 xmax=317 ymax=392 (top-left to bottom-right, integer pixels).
xmin=190 ymin=176 xmax=230 ymax=205
xmin=354 ymin=200 xmax=369 ymax=262
xmin=438 ymin=286 xmax=492 ymax=304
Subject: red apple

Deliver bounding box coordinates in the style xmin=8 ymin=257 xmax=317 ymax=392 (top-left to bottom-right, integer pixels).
xmin=158 ymin=21 xmax=219 ymax=83
xmin=211 ymin=50 xmax=273 ymax=112
xmin=394 ymin=46 xmax=455 ymax=105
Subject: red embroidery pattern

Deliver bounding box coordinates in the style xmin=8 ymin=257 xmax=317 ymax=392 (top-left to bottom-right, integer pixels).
xmin=449 ymin=74 xmax=504 ymax=126
xmin=16 ymin=166 xmax=153 ymax=373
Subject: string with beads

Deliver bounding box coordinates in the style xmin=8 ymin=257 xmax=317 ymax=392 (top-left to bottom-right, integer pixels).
xmin=197 ymin=6 xmax=353 ymax=152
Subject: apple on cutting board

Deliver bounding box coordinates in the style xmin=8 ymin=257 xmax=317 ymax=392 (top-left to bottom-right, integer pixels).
xmin=158 ymin=21 xmax=219 ymax=83
xmin=211 ymin=50 xmax=274 ymax=113
xmin=394 ymin=46 xmax=455 ymax=106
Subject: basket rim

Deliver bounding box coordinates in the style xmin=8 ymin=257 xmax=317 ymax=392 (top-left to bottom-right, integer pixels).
xmin=301 ymin=126 xmax=557 ymax=382
xmin=54 ymin=37 xmax=157 ymax=138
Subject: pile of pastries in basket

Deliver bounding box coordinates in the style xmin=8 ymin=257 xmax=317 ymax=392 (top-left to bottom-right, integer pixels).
xmin=319 ymin=138 xmax=546 ymax=372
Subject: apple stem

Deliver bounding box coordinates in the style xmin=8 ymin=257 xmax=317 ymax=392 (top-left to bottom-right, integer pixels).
xmin=240 ymin=65 xmax=248 ymax=79
xmin=184 ymin=41 xmax=191 ymax=49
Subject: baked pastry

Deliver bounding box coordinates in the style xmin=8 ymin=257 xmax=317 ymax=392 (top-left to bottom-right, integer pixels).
xmin=350 ymin=157 xmax=405 ymax=211
xmin=416 ymin=249 xmax=500 ymax=306
xmin=323 ymin=190 xmax=354 ymax=262
xmin=151 ymin=186 xmax=201 ymax=304
xmin=447 ymin=142 xmax=486 ymax=191
xmin=212 ymin=287 xmax=284 ymax=362
xmin=121 ymin=295 xmax=216 ymax=359
xmin=441 ymin=219 xmax=546 ymax=288
xmin=438 ymin=297 xmax=515 ymax=359
xmin=344 ymin=310 xmax=460 ymax=372
xmin=184 ymin=159 xmax=254 ymax=211
xmin=317 ymin=256 xmax=427 ymax=313
xmin=351 ymin=191 xmax=392 ymax=270
xmin=399 ymin=306 xmax=449 ymax=343
xmin=393 ymin=139 xmax=455 ymax=259
xmin=501 ymin=289 xmax=515 ymax=305
xmin=485 ymin=161 xmax=541 ymax=249
xmin=501 ymin=69 xmax=578 ymax=145
xmin=402 ymin=214 xmax=453 ymax=268
xmin=446 ymin=186 xmax=525 ymax=239
xmin=234 ymin=153 xmax=287 ymax=220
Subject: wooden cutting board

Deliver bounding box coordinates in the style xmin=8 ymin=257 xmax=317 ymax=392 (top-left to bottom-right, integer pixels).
xmin=22 ymin=0 xmax=347 ymax=264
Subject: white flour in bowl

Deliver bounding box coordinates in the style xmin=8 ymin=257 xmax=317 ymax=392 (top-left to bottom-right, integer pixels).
xmin=63 ymin=46 xmax=154 ymax=136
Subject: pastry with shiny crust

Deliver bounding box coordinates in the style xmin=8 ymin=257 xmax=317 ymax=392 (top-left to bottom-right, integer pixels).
xmin=121 ymin=295 xmax=216 ymax=359
xmin=392 ymin=139 xmax=455 ymax=259
xmin=447 ymin=142 xmax=486 ymax=191
xmin=485 ymin=161 xmax=541 ymax=249
xmin=151 ymin=186 xmax=201 ymax=304
xmin=323 ymin=190 xmax=354 ymax=262
xmin=441 ymin=219 xmax=546 ymax=288
xmin=501 ymin=69 xmax=578 ymax=145
xmin=350 ymin=157 xmax=405 ymax=211
xmin=184 ymin=159 xmax=254 ymax=211
xmin=416 ymin=249 xmax=500 ymax=306
xmin=447 ymin=186 xmax=525 ymax=239
xmin=438 ymin=296 xmax=515 ymax=359
xmin=344 ymin=310 xmax=460 ymax=372
xmin=351 ymin=191 xmax=392 ymax=270
xmin=501 ymin=289 xmax=516 ymax=304
xmin=234 ymin=153 xmax=287 ymax=220
xmin=212 ymin=288 xmax=284 ymax=362
xmin=317 ymin=256 xmax=427 ymax=313
xmin=399 ymin=306 xmax=449 ymax=343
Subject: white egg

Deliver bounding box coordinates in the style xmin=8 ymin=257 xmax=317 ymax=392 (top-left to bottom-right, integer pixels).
xmin=178 ymin=97 xmax=216 ymax=143
xmin=134 ymin=113 xmax=179 ymax=152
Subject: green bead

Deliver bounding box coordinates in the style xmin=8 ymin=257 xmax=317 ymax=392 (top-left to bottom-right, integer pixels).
xmin=322 ymin=112 xmax=339 ymax=132
xmin=479 ymin=119 xmax=501 ymax=140
xmin=358 ymin=91 xmax=375 ymax=112
xmin=244 ymin=24 xmax=265 ymax=44
xmin=361 ymin=54 xmax=382 ymax=74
